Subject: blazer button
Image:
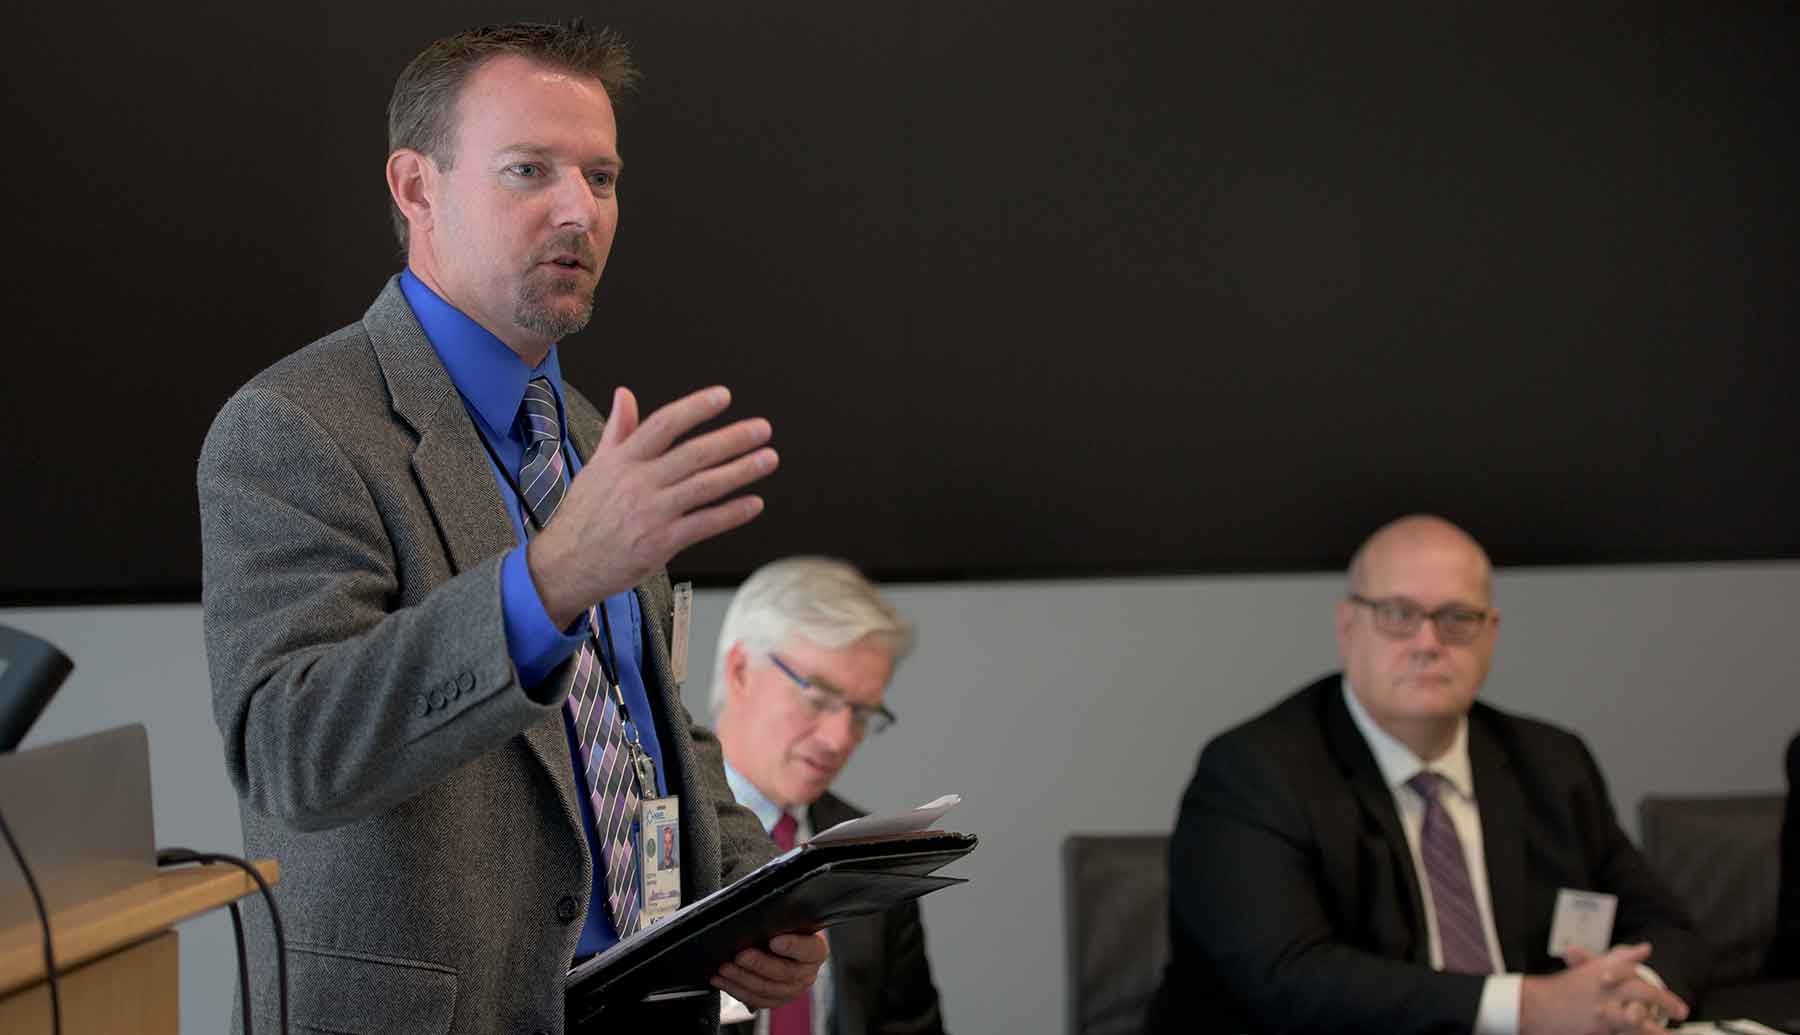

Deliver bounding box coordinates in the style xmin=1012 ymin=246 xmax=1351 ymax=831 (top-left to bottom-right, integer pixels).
xmin=446 ymin=678 xmax=461 ymax=700
xmin=458 ymin=670 xmax=475 ymax=693
xmin=429 ymin=689 xmax=447 ymax=710
xmin=556 ymin=895 xmax=578 ymax=923
xmin=416 ymin=695 xmax=430 ymax=717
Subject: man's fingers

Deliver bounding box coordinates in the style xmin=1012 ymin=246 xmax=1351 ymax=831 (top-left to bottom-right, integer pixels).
xmin=1564 ymin=946 xmax=1595 ymax=967
xmin=1617 ymin=980 xmax=1686 ymax=1024
xmin=769 ymin=931 xmax=829 ymax=964
xmin=709 ymin=943 xmax=819 ymax=1008
xmin=620 ymin=386 xmax=732 ymax=459
xmin=662 ymin=496 xmax=766 ymax=556
xmin=652 ymin=417 xmax=772 ymax=486
xmin=666 ymin=449 xmax=778 ymax=515
xmin=734 ymin=944 xmax=819 ymax=983
xmin=600 ymin=387 xmax=639 ymax=448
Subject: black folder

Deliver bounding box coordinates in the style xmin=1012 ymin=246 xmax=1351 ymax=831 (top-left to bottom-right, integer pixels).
xmin=565 ymin=829 xmax=976 ymax=1026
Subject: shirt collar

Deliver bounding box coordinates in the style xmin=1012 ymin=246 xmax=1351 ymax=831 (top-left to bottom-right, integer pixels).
xmin=399 ymin=267 xmax=565 ymax=440
xmin=1340 ymin=676 xmax=1475 ymax=801
xmin=723 ymin=759 xmax=789 ymax=835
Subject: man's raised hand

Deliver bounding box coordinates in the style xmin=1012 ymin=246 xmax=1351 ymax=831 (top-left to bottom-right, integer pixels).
xmin=529 ymin=386 xmax=776 ymax=628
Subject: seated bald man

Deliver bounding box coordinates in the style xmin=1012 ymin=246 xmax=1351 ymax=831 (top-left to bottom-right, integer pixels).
xmin=1146 ymin=515 xmax=1708 ymax=1035
xmin=709 ymin=556 xmax=946 ymax=1035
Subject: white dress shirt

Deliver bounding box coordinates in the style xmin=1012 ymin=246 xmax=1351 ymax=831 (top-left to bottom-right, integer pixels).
xmin=1341 ymin=679 xmax=1522 ymax=1035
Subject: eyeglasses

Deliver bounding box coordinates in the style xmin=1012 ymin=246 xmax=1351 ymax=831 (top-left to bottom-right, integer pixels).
xmin=767 ymin=653 xmax=896 ymax=736
xmin=1347 ymin=594 xmax=1493 ymax=645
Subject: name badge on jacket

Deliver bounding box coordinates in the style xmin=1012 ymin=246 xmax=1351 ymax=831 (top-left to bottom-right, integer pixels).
xmin=1547 ymin=888 xmax=1618 ymax=958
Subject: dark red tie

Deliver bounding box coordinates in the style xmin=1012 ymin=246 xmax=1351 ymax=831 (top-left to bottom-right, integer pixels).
xmin=768 ymin=812 xmax=812 ymax=1035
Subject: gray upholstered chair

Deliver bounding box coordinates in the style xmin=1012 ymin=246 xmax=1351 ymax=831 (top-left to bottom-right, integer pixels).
xmin=1639 ymin=793 xmax=1800 ymax=1023
xmin=1062 ymin=834 xmax=1170 ymax=1035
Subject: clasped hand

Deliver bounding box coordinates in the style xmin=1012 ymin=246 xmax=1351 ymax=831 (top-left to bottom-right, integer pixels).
xmin=1522 ymin=943 xmax=1690 ymax=1035
xmin=528 ymin=386 xmax=777 ymax=628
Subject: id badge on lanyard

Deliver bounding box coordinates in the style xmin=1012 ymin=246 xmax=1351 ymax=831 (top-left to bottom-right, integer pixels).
xmin=585 ymin=594 xmax=682 ymax=932
xmin=634 ymin=741 xmax=681 ymax=927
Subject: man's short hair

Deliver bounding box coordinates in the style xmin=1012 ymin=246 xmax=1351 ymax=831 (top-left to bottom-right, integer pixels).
xmin=385 ymin=19 xmax=640 ymax=251
xmin=709 ymin=557 xmax=914 ymax=716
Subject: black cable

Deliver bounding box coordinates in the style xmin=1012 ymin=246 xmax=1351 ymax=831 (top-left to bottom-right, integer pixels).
xmin=0 ymin=805 xmax=60 ymax=1035
xmin=157 ymin=848 xmax=288 ymax=1035
xmin=226 ymin=902 xmax=253 ymax=1035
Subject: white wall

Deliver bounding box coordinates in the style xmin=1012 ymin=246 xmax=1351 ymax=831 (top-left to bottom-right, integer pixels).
xmin=6 ymin=561 xmax=1798 ymax=1033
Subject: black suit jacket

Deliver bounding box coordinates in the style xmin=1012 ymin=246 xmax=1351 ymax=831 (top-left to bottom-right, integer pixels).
xmin=1145 ymin=674 xmax=1708 ymax=1035
xmin=725 ymin=791 xmax=946 ymax=1035
xmin=1767 ymin=732 xmax=1800 ymax=978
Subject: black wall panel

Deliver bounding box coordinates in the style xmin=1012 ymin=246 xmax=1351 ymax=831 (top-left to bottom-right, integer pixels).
xmin=4 ymin=2 xmax=1795 ymax=602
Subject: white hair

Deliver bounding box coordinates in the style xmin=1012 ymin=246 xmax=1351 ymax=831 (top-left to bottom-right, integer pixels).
xmin=707 ymin=556 xmax=913 ymax=717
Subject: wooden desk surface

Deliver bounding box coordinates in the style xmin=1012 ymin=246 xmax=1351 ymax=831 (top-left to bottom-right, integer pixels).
xmin=0 ymin=859 xmax=278 ymax=997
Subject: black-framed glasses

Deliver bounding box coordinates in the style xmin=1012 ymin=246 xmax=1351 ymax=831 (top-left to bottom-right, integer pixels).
xmin=767 ymin=653 xmax=896 ymax=736
xmin=1347 ymin=594 xmax=1493 ymax=645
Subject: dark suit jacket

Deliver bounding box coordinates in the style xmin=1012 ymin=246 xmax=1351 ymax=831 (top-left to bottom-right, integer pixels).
xmin=724 ymin=791 xmax=946 ymax=1035
xmin=1768 ymin=733 xmax=1800 ymax=978
xmin=199 ymin=278 xmax=774 ymax=1035
xmin=1145 ymin=674 xmax=1708 ymax=1035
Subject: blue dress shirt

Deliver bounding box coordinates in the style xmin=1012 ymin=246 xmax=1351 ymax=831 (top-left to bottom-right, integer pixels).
xmin=400 ymin=268 xmax=667 ymax=957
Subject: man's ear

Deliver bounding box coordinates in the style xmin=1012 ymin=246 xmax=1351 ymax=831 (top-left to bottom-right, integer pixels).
xmin=386 ymin=148 xmax=438 ymax=236
xmin=723 ymin=641 xmax=752 ymax=707
xmin=1333 ymin=598 xmax=1355 ymax=660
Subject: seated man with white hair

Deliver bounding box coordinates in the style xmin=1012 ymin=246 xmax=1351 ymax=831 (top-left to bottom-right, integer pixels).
xmin=711 ymin=556 xmax=947 ymax=1035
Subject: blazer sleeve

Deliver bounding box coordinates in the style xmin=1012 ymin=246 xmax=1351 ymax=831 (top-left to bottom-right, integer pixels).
xmin=1169 ymin=731 xmax=1485 ymax=1035
xmin=199 ymin=384 xmax=565 ymax=832
xmin=1768 ymin=733 xmax=1800 ymax=978
xmin=1566 ymin=736 xmax=1711 ymax=1002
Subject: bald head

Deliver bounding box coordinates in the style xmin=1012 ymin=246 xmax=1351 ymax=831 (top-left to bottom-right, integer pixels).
xmin=1347 ymin=515 xmax=1493 ymax=605
xmin=1336 ymin=514 xmax=1500 ymax=760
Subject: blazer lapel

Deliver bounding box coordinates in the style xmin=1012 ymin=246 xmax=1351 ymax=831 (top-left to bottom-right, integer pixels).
xmin=1320 ymin=683 xmax=1431 ymax=963
xmin=1469 ymin=714 xmax=1529 ymax=969
xmin=362 ymin=276 xmax=588 ymax=870
xmin=363 ymin=276 xmax=514 ymax=575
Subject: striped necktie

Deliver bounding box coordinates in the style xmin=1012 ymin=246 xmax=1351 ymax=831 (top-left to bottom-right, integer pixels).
xmin=1408 ymin=771 xmax=1493 ymax=974
xmin=518 ymin=377 xmax=642 ymax=937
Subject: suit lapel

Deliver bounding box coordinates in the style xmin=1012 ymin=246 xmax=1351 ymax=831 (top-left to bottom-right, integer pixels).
xmin=363 ymin=276 xmax=514 ymax=575
xmin=1320 ymin=682 xmax=1431 ymax=963
xmin=362 ymin=276 xmax=588 ymax=872
xmin=1469 ymin=713 xmax=1529 ymax=968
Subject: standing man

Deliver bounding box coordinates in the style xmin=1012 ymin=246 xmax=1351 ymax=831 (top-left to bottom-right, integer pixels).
xmin=1146 ymin=515 xmax=1708 ymax=1034
xmin=709 ymin=557 xmax=947 ymax=1034
xmin=199 ymin=22 xmax=824 ymax=1034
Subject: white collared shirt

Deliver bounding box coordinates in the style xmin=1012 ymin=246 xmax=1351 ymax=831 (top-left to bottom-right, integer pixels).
xmin=1341 ymin=679 xmax=1521 ymax=1035
xmin=722 ymin=761 xmax=830 ymax=1035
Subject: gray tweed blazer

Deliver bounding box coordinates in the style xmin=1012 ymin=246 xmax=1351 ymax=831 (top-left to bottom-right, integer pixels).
xmin=199 ymin=276 xmax=774 ymax=1035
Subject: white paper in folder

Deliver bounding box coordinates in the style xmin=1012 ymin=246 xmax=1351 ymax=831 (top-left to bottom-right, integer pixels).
xmin=809 ymin=794 xmax=962 ymax=844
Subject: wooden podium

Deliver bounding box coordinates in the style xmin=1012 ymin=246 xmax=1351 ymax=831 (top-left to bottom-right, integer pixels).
xmin=0 ymin=859 xmax=278 ymax=1034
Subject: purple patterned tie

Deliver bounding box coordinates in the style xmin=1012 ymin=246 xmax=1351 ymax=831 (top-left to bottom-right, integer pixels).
xmin=1408 ymin=771 xmax=1494 ymax=974
xmin=519 ymin=377 xmax=642 ymax=936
